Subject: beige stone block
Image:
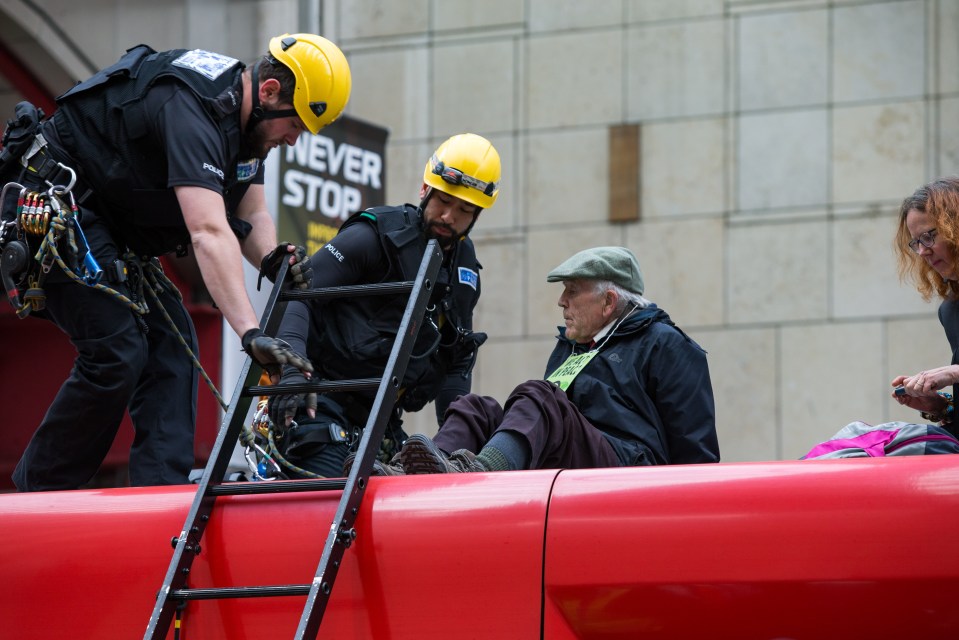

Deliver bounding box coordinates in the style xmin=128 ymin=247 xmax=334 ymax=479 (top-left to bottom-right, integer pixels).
xmin=693 ymin=327 xmax=778 ymax=462
xmin=738 ymin=109 xmax=828 ymax=210
xmin=526 ymin=228 xmax=619 ymax=337
xmin=433 ymin=0 xmax=524 ymax=31
xmin=738 ymin=9 xmax=828 ymax=110
xmin=340 ymin=0 xmax=429 ymax=39
xmin=832 ymin=212 xmax=938 ymax=318
xmin=938 ymin=1 xmax=959 ymax=95
xmin=642 ymin=118 xmax=726 ymax=217
xmin=626 ymin=217 xmax=724 ymax=327
xmin=475 ymin=133 xmax=520 ymax=233
xmin=529 ymin=0 xmax=622 ymax=31
xmin=471 ymin=238 xmax=526 ymax=339
xmin=384 ymin=141 xmax=432 ymax=206
xmin=400 ymin=404 xmax=442 ymax=438
xmin=728 ymin=0 xmax=829 ymax=12
xmin=43 ymin=3 xmax=143 ymax=68
xmin=885 ymin=315 xmax=952 ymax=422
xmin=403 ymin=336 xmax=553 ymax=438
xmin=526 ymin=129 xmax=609 ymax=227
xmin=432 ymin=39 xmax=516 ymax=136
xmin=473 ymin=338 xmax=557 ymax=401
xmin=832 ymin=1 xmax=924 ymax=103
xmin=627 ymin=0 xmax=724 ymax=21
xmin=348 ymin=47 xmax=430 ymax=141
xmin=728 ymin=219 xmax=828 ymax=323
xmin=248 ymin=3 xmax=295 ymax=57
xmin=831 ymin=102 xmax=925 ymax=205
xmin=780 ymin=322 xmax=886 ymax=459
xmin=527 ymin=31 xmax=622 ymax=128
xmin=626 ymin=20 xmax=725 ymax=121
xmin=118 ymin=6 xmax=186 ymax=51
xmin=937 ymin=97 xmax=959 ymax=177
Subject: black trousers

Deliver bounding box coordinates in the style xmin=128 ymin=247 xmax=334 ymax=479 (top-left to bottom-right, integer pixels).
xmin=433 ymin=380 xmax=621 ymax=469
xmin=12 ymin=208 xmax=197 ymax=491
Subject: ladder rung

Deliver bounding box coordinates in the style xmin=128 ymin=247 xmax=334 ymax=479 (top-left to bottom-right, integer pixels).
xmin=208 ymin=478 xmax=347 ymax=496
xmin=281 ymin=280 xmax=415 ymax=302
xmin=245 ymin=378 xmax=382 ymax=397
xmin=171 ymin=585 xmax=311 ymax=601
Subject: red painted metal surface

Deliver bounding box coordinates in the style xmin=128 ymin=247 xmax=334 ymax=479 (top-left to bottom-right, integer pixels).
xmin=544 ymin=456 xmax=959 ymax=639
xmin=1 ymin=471 xmax=554 ymax=639
xmin=2 ymin=457 xmax=958 ymax=638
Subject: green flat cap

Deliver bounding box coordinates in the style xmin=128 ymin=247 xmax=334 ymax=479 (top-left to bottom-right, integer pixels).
xmin=546 ymin=246 xmax=644 ymax=294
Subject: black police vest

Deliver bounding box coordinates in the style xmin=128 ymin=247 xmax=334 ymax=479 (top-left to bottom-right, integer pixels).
xmin=314 ymin=205 xmax=484 ymax=412
xmin=341 ymin=204 xmax=480 ymax=333
xmin=53 ymin=45 xmax=247 ymax=256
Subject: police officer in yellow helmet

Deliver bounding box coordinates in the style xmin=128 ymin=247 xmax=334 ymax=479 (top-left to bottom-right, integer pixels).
xmin=8 ymin=34 xmax=350 ymax=491
xmin=268 ymin=133 xmax=502 ymax=478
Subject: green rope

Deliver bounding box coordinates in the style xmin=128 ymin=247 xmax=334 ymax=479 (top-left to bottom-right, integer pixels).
xmin=266 ymin=427 xmax=326 ymax=479
xmin=30 ymin=197 xmax=228 ymax=411
xmin=140 ymin=260 xmax=228 ymax=410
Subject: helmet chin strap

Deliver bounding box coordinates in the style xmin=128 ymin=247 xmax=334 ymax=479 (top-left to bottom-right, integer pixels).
xmin=245 ymin=60 xmax=298 ymax=134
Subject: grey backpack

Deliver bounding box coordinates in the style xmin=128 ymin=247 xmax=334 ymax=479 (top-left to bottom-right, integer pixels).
xmin=802 ymin=421 xmax=959 ymax=459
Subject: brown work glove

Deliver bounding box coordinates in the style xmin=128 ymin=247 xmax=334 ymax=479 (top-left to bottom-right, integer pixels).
xmin=241 ymin=328 xmax=313 ymax=382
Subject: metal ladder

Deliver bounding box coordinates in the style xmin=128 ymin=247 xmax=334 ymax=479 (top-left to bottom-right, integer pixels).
xmin=144 ymin=240 xmax=443 ymax=640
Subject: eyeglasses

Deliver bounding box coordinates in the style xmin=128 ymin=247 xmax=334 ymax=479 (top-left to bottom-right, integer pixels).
xmin=908 ymin=228 xmax=938 ymax=253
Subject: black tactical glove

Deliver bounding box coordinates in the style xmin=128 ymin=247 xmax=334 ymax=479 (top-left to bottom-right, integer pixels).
xmin=259 ymin=243 xmax=312 ymax=290
xmin=241 ymin=328 xmax=314 ymax=380
xmin=267 ymin=370 xmax=318 ymax=428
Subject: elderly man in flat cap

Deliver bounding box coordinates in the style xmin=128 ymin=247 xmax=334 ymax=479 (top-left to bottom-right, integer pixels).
xmin=348 ymin=246 xmax=719 ymax=475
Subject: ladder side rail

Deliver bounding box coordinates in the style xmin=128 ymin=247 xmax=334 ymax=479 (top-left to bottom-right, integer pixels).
xmin=144 ymin=262 xmax=294 ymax=639
xmin=294 ymin=240 xmax=443 ymax=640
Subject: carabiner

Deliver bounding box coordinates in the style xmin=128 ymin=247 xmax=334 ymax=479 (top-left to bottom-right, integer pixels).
xmin=45 ymin=162 xmax=77 ymax=196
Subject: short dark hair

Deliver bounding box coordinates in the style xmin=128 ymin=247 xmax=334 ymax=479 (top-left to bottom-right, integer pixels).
xmin=252 ymin=54 xmax=296 ymax=105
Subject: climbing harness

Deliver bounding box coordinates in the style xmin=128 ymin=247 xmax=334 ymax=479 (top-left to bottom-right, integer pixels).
xmin=0 ymin=167 xmax=228 ymax=411
xmin=240 ymin=402 xmax=354 ymax=481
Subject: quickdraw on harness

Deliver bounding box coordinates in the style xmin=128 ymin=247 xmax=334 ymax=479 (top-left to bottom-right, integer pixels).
xmin=239 ymin=383 xmax=410 ymax=481
xmin=239 ymin=394 xmax=292 ymax=481
xmin=239 ymin=395 xmax=354 ymax=481
xmin=0 ymin=172 xmax=110 ymax=319
xmin=0 ymin=167 xmax=228 ymax=412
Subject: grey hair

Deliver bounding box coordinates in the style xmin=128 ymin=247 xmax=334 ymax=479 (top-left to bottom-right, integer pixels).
xmin=591 ymin=280 xmax=651 ymax=311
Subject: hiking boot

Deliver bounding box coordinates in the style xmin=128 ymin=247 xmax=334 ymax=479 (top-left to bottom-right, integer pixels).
xmin=342 ymin=452 xmax=405 ymax=477
xmin=398 ymin=434 xmax=488 ymax=474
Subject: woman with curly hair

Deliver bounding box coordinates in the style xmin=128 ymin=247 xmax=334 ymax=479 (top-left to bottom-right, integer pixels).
xmin=891 ymin=177 xmax=959 ymax=436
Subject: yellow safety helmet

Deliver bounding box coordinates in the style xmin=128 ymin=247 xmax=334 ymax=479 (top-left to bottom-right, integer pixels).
xmin=423 ymin=133 xmax=501 ymax=210
xmin=269 ymin=33 xmax=351 ymax=134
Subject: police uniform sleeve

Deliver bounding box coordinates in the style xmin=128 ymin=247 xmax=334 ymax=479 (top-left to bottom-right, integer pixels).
xmin=275 ymin=221 xmax=388 ymax=358
xmin=148 ymin=82 xmax=230 ymax=193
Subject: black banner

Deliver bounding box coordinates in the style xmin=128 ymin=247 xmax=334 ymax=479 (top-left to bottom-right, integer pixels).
xmin=278 ymin=115 xmax=388 ymax=254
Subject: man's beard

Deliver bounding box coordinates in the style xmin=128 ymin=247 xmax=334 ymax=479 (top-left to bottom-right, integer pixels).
xmin=242 ymin=122 xmax=272 ymax=160
xmin=425 ymin=221 xmax=456 ymax=249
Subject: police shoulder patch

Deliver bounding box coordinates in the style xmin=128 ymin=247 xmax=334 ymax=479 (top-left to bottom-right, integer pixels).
xmin=457 ymin=267 xmax=478 ymax=290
